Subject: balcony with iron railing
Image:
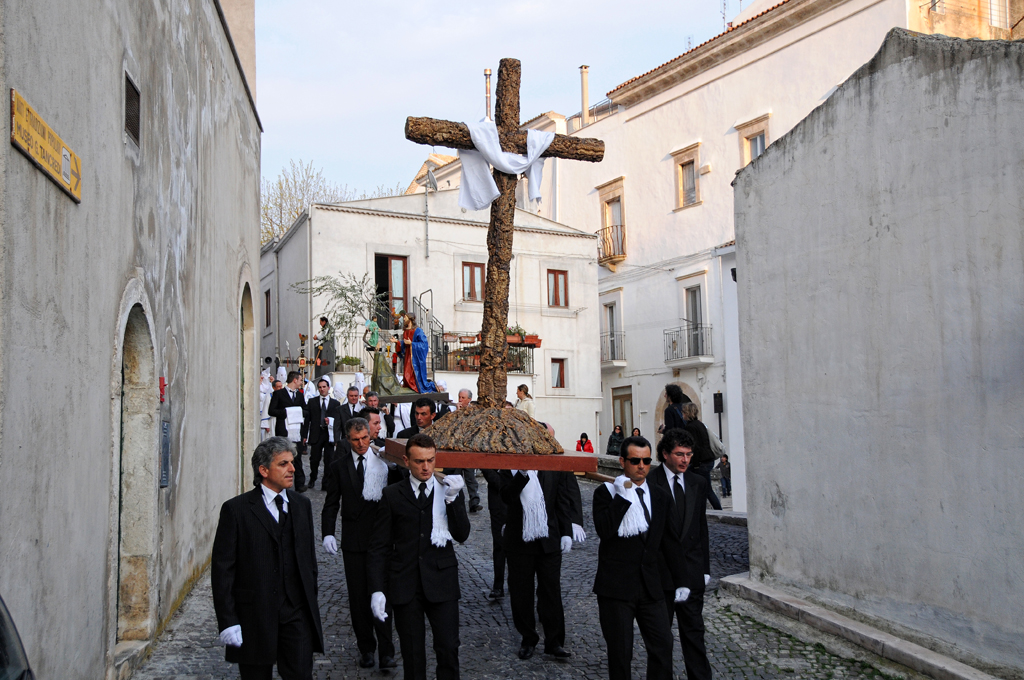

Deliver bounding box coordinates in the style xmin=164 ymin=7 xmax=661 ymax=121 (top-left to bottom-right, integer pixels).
xmin=601 ymin=331 xmax=626 ymax=369
xmin=567 ymin=99 xmax=621 ymax=133
xmin=597 ymin=224 xmax=627 ymax=269
xmin=433 ymin=332 xmax=535 ymax=375
xmin=663 ymin=322 xmax=713 ymax=368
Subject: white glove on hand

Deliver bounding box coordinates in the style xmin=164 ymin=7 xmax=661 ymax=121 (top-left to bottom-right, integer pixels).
xmin=572 ymin=523 xmax=586 ymax=543
xmin=442 ymin=474 xmax=465 ymax=503
xmin=613 ymin=475 xmax=633 ymax=499
xmin=370 ymin=592 xmax=388 ymax=622
xmin=674 ymin=587 xmax=691 ymax=603
xmin=219 ymin=624 xmax=243 ymax=647
xmin=560 ymin=536 xmax=572 ymax=554
xmin=323 ymin=535 xmax=338 ymax=555
xmin=705 ymin=574 xmax=711 ymax=586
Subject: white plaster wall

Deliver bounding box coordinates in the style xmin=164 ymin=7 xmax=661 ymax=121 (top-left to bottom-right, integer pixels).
xmin=549 ymin=0 xmax=909 ymax=484
xmin=0 ymin=1 xmax=261 ymax=677
xmin=734 ymin=30 xmax=1024 ymax=674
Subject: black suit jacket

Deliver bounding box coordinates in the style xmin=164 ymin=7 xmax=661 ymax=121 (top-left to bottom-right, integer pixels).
xmin=338 ymin=402 xmax=363 ymax=430
xmin=211 ymin=487 xmax=324 ymax=664
xmin=498 ymin=470 xmax=572 ymax=554
xmin=592 ymin=482 xmax=671 ymax=602
xmin=396 ymin=424 xmax=419 ymax=439
xmin=649 ymin=465 xmax=710 ymax=593
xmin=306 ymin=396 xmax=342 ymax=446
xmin=269 ymin=388 xmax=309 ymax=440
xmin=321 ymin=450 xmax=406 ymax=552
xmin=368 ymin=480 xmax=471 ymax=605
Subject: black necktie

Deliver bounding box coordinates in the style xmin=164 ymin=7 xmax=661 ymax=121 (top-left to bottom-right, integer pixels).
xmin=322 ymin=399 xmax=328 ymax=426
xmin=673 ymin=476 xmax=685 ymax=526
xmin=274 ymin=495 xmax=284 ymax=523
xmin=637 ymin=488 xmax=651 ymax=524
xmin=356 ymin=455 xmax=365 ymax=491
xmin=418 ymin=481 xmax=429 ymax=507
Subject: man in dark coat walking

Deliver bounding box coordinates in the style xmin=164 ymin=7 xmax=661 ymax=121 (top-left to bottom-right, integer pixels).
xmin=321 ymin=417 xmax=405 ymax=670
xmin=650 ymin=428 xmax=713 ymax=680
xmin=306 ymin=377 xmax=342 ymax=490
xmin=211 ymin=437 xmax=324 ymax=679
xmin=368 ymin=434 xmax=471 ymax=680
xmin=268 ymin=371 xmax=309 ymax=492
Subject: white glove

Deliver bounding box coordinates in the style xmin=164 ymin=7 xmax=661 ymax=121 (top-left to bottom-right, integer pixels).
xmin=323 ymin=535 xmax=338 ymax=555
xmin=612 ymin=475 xmax=631 ymax=499
xmin=560 ymin=536 xmax=572 ymax=554
xmin=705 ymin=574 xmax=711 ymax=586
xmin=219 ymin=624 xmax=243 ymax=647
xmin=572 ymin=523 xmax=586 ymax=543
xmin=674 ymin=587 xmax=691 ymax=603
xmin=370 ymin=592 xmax=388 ymax=622
xmin=442 ymin=474 xmax=465 ymax=503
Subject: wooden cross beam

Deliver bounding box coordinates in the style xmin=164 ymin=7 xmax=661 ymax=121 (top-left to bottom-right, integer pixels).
xmin=405 ymin=58 xmax=604 ymax=408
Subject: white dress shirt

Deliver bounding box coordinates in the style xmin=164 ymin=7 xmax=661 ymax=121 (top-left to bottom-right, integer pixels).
xmin=261 ymin=483 xmax=289 ymax=521
xmin=409 ymin=475 xmax=435 ymax=499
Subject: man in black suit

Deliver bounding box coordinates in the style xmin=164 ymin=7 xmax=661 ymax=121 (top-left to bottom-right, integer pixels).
xmin=268 ymin=371 xmax=309 ymax=492
xmin=499 ymin=469 xmax=573 ymax=660
xmin=322 ymin=417 xmax=405 ymax=670
xmin=368 ymin=434 xmax=471 ymax=680
xmin=592 ymin=436 xmax=674 ymax=680
xmin=306 ymin=377 xmax=342 ymax=490
xmin=364 ymin=392 xmax=393 ymax=440
xmin=338 ymin=385 xmax=364 ymax=429
xmin=480 ymin=469 xmax=507 ymax=601
xmin=650 ymin=428 xmax=713 ymax=680
xmin=396 ymin=397 xmax=434 ymax=439
xmin=211 ymin=437 xmax=324 ymax=679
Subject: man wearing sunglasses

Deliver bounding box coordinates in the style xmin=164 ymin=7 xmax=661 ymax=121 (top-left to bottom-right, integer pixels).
xmin=650 ymin=428 xmax=713 ymax=680
xmin=592 ymin=436 xmax=674 ymax=680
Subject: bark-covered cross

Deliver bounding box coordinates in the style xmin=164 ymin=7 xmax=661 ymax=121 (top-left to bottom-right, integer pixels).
xmin=405 ymin=58 xmax=605 ymax=408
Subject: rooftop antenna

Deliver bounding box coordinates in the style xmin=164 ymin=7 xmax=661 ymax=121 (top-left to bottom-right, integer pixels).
xmin=687 ymin=34 xmax=694 ymax=50
xmin=484 ymin=68 xmax=492 ymax=121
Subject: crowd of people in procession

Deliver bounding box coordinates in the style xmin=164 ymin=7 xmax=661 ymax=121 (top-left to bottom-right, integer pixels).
xmin=215 ymin=372 xmax=722 ymax=680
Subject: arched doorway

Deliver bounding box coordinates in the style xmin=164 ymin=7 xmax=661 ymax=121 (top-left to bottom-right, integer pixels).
xmin=116 ymin=304 xmax=158 ymax=642
xmin=652 ymin=381 xmax=700 ymax=443
xmin=240 ymin=284 xmax=255 ymax=490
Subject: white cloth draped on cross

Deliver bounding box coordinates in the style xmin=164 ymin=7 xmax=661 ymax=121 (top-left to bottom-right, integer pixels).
xmin=458 ymin=118 xmax=554 ymax=211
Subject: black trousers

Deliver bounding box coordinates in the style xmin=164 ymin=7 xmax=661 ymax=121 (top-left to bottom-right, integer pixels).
xmin=490 ymin=515 xmax=506 ymax=591
xmin=393 ymin=590 xmax=460 ymax=680
xmin=664 ymin=591 xmax=713 ymax=680
xmin=342 ymin=550 xmax=395 ymax=661
xmin=308 ymin=439 xmax=334 ymax=485
xmin=506 ymin=550 xmax=564 ymax=649
xmin=293 ymin=441 xmax=307 ymax=488
xmin=692 ymin=462 xmax=722 ymax=510
xmin=597 ymin=594 xmax=673 ymax=680
xmin=237 ymin=599 xmax=314 ymax=680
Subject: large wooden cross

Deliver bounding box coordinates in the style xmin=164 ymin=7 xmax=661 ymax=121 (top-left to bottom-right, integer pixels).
xmin=405 ymin=58 xmax=604 ymax=409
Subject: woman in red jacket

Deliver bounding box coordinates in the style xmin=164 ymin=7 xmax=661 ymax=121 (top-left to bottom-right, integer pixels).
xmin=576 ymin=433 xmax=594 ymax=453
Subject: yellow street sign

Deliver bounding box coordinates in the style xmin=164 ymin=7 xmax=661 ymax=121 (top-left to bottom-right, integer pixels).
xmin=10 ymin=89 xmax=82 ymax=203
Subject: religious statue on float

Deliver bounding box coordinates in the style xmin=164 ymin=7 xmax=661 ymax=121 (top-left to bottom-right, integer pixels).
xmin=394 ymin=311 xmax=436 ymax=393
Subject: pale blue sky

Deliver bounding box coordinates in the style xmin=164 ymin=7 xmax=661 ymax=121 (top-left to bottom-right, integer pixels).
xmin=255 ymin=0 xmax=746 ymax=193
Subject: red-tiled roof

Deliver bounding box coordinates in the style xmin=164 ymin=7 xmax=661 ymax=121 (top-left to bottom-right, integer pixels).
xmin=607 ymin=0 xmax=793 ymax=96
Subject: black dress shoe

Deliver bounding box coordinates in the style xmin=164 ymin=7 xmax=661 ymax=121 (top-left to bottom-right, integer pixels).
xmin=296 ymin=485 xmax=308 ymax=493
xmin=469 ymin=504 xmax=483 ymax=513
xmin=379 ymin=656 xmax=397 ymax=669
xmin=487 ymin=587 xmax=504 ymax=601
xmin=545 ymin=645 xmax=571 ymax=659
xmin=517 ymin=645 xmax=535 ymax=660
xmin=358 ymin=652 xmax=375 ymax=668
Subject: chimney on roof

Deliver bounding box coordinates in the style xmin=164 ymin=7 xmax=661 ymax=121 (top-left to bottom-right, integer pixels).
xmin=220 ymin=0 xmax=257 ymax=100
xmin=580 ymin=65 xmax=590 ymax=127
xmin=484 ymin=68 xmax=492 ymax=121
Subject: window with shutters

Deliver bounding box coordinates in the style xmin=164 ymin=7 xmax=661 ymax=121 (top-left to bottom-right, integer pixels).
xmin=671 ymin=142 xmax=702 ymax=210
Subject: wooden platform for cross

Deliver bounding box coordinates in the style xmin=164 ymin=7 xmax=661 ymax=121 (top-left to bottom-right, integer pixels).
xmin=383 ymin=438 xmax=598 ymax=473
xmin=377 ymin=392 xmax=450 ymax=405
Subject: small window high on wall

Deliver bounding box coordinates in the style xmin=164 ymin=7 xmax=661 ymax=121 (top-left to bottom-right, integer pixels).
xmin=463 ymin=262 xmax=484 ymax=301
xmin=547 ymin=270 xmax=568 ymax=307
xmin=551 ymin=358 xmax=566 ymax=389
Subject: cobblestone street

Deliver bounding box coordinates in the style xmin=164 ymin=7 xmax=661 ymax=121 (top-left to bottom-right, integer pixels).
xmin=135 ymin=476 xmax=911 ymax=680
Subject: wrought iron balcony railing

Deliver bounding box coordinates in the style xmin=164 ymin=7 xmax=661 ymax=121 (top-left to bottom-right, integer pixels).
xmin=432 ymin=332 xmax=534 ymax=375
xmin=663 ymin=323 xmax=712 ymax=362
xmin=597 ymin=224 xmax=626 ymax=265
xmin=601 ymin=331 xmax=626 ymax=363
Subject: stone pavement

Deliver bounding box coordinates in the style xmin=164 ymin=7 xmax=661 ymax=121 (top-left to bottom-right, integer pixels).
xmin=135 ymin=474 xmax=907 ymax=680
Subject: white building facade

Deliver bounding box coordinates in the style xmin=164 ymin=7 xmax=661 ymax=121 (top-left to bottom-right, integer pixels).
xmin=260 ymin=190 xmax=602 ymax=450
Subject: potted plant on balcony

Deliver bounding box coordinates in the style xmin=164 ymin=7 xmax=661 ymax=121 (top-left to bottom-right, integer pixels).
xmin=523 ymin=333 xmax=541 ymax=347
xmin=505 ymin=323 xmax=526 ymax=344
xmin=338 ymin=355 xmax=362 ymax=370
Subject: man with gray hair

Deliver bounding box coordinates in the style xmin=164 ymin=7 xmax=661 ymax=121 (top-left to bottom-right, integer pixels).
xmin=212 ymin=437 xmax=324 ymax=679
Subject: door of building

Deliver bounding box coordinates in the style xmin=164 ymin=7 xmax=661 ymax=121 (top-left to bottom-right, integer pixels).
xmin=374 ymin=255 xmax=408 ymax=328
xmin=611 ymin=386 xmax=633 ymax=438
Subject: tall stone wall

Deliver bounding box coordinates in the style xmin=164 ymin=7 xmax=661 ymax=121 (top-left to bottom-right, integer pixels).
xmin=0 ymin=1 xmax=261 ymax=677
xmin=734 ymin=30 xmax=1024 ymax=676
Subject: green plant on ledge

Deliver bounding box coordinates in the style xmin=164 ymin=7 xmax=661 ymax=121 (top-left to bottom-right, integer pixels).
xmin=338 ymin=355 xmax=361 ymax=367
xmin=505 ymin=323 xmax=527 ymax=337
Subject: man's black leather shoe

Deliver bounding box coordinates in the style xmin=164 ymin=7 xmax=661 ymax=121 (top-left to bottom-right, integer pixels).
xmin=358 ymin=652 xmax=375 ymax=668
xmin=487 ymin=587 xmax=504 ymax=601
xmin=517 ymin=645 xmax=535 ymax=660
xmin=545 ymin=645 xmax=571 ymax=659
xmin=296 ymin=485 xmax=308 ymax=493
xmin=379 ymin=656 xmax=397 ymax=669
xmin=470 ymin=504 xmax=483 ymax=513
